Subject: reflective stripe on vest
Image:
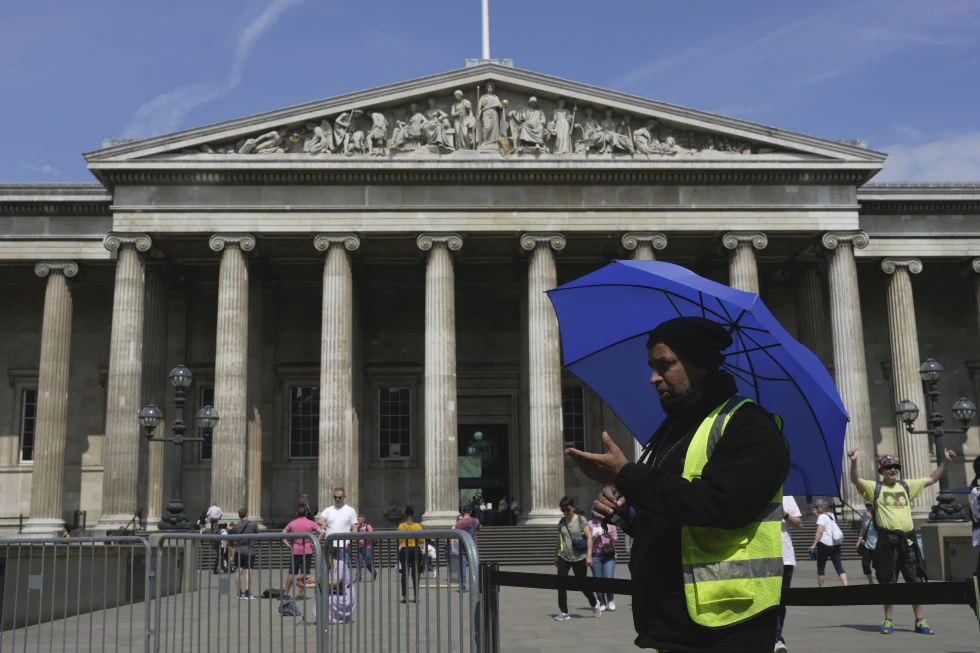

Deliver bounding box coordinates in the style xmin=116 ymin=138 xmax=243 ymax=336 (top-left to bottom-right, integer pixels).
xmin=680 ymin=395 xmax=786 ymax=628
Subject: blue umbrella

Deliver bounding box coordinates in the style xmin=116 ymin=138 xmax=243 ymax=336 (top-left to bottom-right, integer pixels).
xmin=546 ymin=259 xmax=848 ymax=497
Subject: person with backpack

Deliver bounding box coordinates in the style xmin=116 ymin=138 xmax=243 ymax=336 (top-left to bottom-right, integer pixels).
xmin=229 ymin=508 xmax=259 ymax=599
xmin=848 ymin=447 xmax=956 ymax=636
xmin=808 ymin=499 xmax=848 ymax=587
xmin=587 ymin=510 xmax=618 ymax=612
xmin=454 ymin=504 xmax=482 ymax=592
xmin=857 ymin=500 xmax=878 ymax=584
xmin=553 ymin=496 xmax=599 ymax=621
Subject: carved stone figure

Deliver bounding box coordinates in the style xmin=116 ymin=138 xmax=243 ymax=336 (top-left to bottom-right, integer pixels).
xmin=574 ymin=108 xmax=605 ymax=153
xmin=547 ymin=98 xmax=574 ymax=155
xmin=422 ymin=98 xmax=454 ymax=150
xmin=392 ymin=104 xmax=425 ymax=152
xmin=478 ymin=82 xmax=502 ymax=144
xmin=451 ymin=90 xmax=476 ymax=150
xmin=508 ymin=96 xmax=548 ymax=153
xmin=304 ymin=120 xmax=334 ymax=155
xmin=333 ymin=109 xmax=365 ymax=156
xmin=366 ymin=113 xmax=390 ymax=156
xmin=633 ymin=119 xmax=674 ymax=155
xmin=239 ymin=130 xmax=285 ymax=154
xmin=600 ymin=110 xmax=635 ymax=154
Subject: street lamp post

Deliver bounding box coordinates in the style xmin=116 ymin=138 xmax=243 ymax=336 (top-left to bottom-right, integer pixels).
xmin=139 ymin=365 xmax=220 ymax=531
xmin=895 ymin=358 xmax=975 ymax=522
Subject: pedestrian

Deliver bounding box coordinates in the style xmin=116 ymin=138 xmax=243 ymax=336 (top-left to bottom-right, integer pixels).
xmin=355 ymin=516 xmax=377 ymax=581
xmin=196 ymin=512 xmax=208 ymax=535
xmin=206 ymin=502 xmax=223 ymax=574
xmin=570 ymin=316 xmax=790 ymax=652
xmin=510 ymin=497 xmax=521 ymax=524
xmin=808 ymin=500 xmax=848 ymax=588
xmin=454 ymin=504 xmax=482 ymax=591
xmin=968 ymin=455 xmax=979 ymax=573
xmin=553 ymin=496 xmax=599 ymax=621
xmin=858 ymin=500 xmax=878 ymax=584
xmin=498 ymin=496 xmax=510 ymax=526
xmin=587 ymin=507 xmax=618 ymax=612
xmin=326 ymin=545 xmax=356 ymax=624
xmin=320 ymin=487 xmax=357 ymax=564
xmin=217 ymin=523 xmax=231 ymax=573
xmin=229 ymin=508 xmax=259 ymax=599
xmin=206 ymin=502 xmax=222 ymax=532
xmin=848 ymin=447 xmax=956 ymax=635
xmin=281 ymin=506 xmax=322 ymax=600
xmin=774 ymin=495 xmax=802 ymax=653
xmin=397 ymin=506 xmax=424 ymax=603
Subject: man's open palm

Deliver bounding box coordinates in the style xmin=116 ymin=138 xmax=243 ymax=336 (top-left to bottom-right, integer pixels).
xmin=566 ymin=432 xmax=628 ymax=485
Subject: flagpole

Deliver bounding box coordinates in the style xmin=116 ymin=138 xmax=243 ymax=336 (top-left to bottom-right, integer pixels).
xmin=481 ymin=0 xmax=490 ymax=60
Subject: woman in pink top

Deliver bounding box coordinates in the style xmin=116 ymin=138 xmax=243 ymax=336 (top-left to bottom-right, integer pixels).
xmin=282 ymin=508 xmax=322 ymax=598
xmin=587 ymin=514 xmax=619 ymax=612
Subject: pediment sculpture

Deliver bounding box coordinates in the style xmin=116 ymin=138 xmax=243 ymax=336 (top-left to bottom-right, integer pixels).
xmin=182 ymin=84 xmax=781 ymax=159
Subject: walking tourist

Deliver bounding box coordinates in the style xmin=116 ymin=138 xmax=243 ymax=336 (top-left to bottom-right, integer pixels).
xmin=455 ymin=504 xmax=482 ymax=591
xmin=282 ymin=506 xmax=322 ymax=600
xmin=849 ymin=447 xmax=956 ymax=635
xmin=320 ymin=487 xmax=357 ymax=561
xmin=230 ymin=508 xmax=259 ymax=599
xmin=587 ymin=510 xmax=618 ymax=612
xmin=858 ymin=500 xmax=878 ymax=584
xmin=206 ymin=502 xmax=222 ymax=531
xmin=775 ymin=495 xmax=802 ymax=652
xmin=554 ymin=496 xmax=598 ymax=621
xmin=570 ymin=316 xmax=791 ymax=652
xmin=355 ymin=515 xmax=377 ymax=581
xmin=397 ymin=506 xmax=424 ymax=603
xmin=808 ymin=500 xmax=848 ymax=588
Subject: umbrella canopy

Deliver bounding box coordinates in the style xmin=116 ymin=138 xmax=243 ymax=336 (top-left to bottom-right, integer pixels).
xmin=546 ymin=259 xmax=849 ymax=497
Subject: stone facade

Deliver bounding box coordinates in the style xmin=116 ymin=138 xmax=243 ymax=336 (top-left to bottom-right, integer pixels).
xmin=1 ymin=66 xmax=979 ymax=533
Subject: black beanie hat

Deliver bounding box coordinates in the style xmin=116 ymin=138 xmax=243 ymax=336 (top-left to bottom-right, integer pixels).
xmin=646 ymin=317 xmax=733 ymax=371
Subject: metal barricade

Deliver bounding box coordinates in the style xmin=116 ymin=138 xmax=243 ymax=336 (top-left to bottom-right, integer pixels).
xmin=0 ymin=536 xmax=152 ymax=653
xmin=154 ymin=532 xmax=326 ymax=653
xmin=323 ymin=530 xmax=481 ymax=653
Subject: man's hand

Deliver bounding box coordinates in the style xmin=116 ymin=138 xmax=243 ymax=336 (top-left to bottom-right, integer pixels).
xmin=566 ymin=432 xmax=628 ymax=485
xmin=591 ymin=487 xmax=627 ymax=522
xmin=943 ymin=448 xmax=957 ymax=465
xmin=848 ymin=448 xmax=858 ymax=463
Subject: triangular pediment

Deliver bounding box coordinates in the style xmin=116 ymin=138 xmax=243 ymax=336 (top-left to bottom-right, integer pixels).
xmin=86 ymin=64 xmax=884 ymax=170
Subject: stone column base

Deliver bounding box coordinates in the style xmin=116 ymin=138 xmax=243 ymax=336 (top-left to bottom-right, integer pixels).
xmin=421 ymin=511 xmax=461 ymax=528
xmin=522 ymin=509 xmax=564 ymax=525
xmin=94 ymin=514 xmax=138 ymax=532
xmin=20 ymin=517 xmax=66 ymax=537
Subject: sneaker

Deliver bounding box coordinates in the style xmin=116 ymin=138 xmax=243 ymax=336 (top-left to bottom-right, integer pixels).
xmin=880 ymin=619 xmax=894 ymax=635
xmin=554 ymin=612 xmax=570 ymax=621
xmin=914 ymin=619 xmax=934 ymax=635
xmin=774 ymin=640 xmax=788 ymax=652
xmin=244 ymin=592 xmax=257 ymax=600
xmin=593 ymin=605 xmax=601 ymax=618
xmin=235 ymin=592 xmax=243 ymax=600
xmin=607 ymin=601 xmax=616 ymax=612
xmin=599 ymin=604 xmax=607 ymax=612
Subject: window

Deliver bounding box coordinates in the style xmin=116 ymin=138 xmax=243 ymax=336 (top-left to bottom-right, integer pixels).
xmin=199 ymin=386 xmax=215 ymax=461
xmin=562 ymin=385 xmax=586 ymax=452
xmin=289 ymin=386 xmax=320 ymax=459
xmin=19 ymin=388 xmax=38 ymax=463
xmin=379 ymin=387 xmax=411 ymax=459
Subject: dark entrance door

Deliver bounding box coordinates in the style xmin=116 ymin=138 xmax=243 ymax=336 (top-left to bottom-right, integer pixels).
xmin=457 ymin=424 xmax=509 ymax=519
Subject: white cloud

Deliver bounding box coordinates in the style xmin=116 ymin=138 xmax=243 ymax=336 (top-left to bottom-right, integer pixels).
xmin=20 ymin=164 xmax=61 ymax=175
xmin=121 ymin=0 xmax=305 ymax=139
xmin=892 ymin=124 xmax=923 ymax=139
xmin=875 ymin=132 xmax=980 ymax=182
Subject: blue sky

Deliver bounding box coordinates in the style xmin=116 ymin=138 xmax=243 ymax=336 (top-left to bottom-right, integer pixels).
xmin=3 ymin=0 xmax=979 ymax=182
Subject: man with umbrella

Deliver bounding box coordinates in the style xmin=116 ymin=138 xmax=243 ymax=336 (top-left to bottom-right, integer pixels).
xmin=569 ymin=316 xmax=791 ymax=652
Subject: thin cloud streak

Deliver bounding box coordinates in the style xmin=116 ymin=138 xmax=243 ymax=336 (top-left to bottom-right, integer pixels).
xmin=876 ymin=131 xmax=980 ymax=182
xmin=121 ymin=0 xmax=306 ymax=139
xmin=20 ymin=164 xmax=61 ymax=175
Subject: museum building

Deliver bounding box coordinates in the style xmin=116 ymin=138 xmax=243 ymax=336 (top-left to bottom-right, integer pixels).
xmin=2 ymin=64 xmax=979 ymax=534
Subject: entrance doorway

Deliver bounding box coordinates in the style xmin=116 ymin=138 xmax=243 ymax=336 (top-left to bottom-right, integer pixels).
xmin=458 ymin=424 xmax=510 ymax=521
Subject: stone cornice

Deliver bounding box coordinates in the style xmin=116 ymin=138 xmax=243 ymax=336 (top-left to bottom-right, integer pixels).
xmin=104 ymin=233 xmax=152 ymax=252
xmin=313 ymin=233 xmax=360 ymax=252
xmin=860 ymin=201 xmax=980 ymax=214
xmin=722 ymin=232 xmax=768 ymax=250
xmin=520 ymin=233 xmax=566 ymax=252
xmin=208 ymin=234 xmax=256 ymax=252
xmin=621 ymin=232 xmax=667 ymax=251
xmin=34 ymin=261 xmax=79 ymax=278
xmin=821 ymin=231 xmax=869 ymax=250
xmin=880 ymin=258 xmax=923 ymax=274
xmin=416 ymin=233 xmax=463 ymax=252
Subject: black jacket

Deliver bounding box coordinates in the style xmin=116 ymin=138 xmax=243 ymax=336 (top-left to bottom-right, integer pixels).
xmin=616 ymin=370 xmax=790 ymax=653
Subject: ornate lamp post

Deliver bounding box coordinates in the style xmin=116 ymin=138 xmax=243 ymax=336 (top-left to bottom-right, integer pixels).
xmin=139 ymin=365 xmax=219 ymax=531
xmin=895 ymin=358 xmax=975 ymax=522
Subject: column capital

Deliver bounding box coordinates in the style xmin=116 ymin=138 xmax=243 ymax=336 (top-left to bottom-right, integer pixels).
xmin=104 ymin=233 xmax=152 ymax=253
xmin=821 ymin=231 xmax=869 ymax=251
xmin=881 ymin=258 xmax=923 ymax=275
xmin=209 ymin=233 xmax=256 ymax=253
xmin=722 ymin=232 xmax=767 ymax=251
xmin=622 ymin=232 xmax=667 ymax=252
xmin=417 ymin=233 xmax=463 ymax=252
xmin=971 ymin=258 xmax=980 ymax=275
xmin=34 ymin=261 xmax=79 ymax=278
xmin=314 ymin=233 xmax=360 ymax=252
xmin=520 ymin=233 xmax=566 ymax=252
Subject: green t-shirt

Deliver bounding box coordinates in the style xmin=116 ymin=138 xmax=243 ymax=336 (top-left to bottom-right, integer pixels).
xmin=858 ymin=478 xmax=927 ymax=534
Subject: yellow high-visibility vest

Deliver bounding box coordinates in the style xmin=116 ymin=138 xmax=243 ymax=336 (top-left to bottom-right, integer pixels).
xmin=680 ymin=395 xmax=786 ymax=628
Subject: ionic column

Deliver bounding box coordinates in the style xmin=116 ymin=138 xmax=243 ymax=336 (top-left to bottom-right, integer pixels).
xmin=793 ymin=265 xmax=832 ymax=368
xmin=521 ymin=233 xmax=566 ymax=524
xmin=22 ymin=261 xmax=78 ymax=536
xmin=313 ymin=234 xmax=359 ymax=512
xmin=245 ymin=274 xmax=265 ymax=525
xmin=622 ymin=232 xmax=667 ymax=262
xmin=972 ymin=259 xmax=980 ymax=346
xmin=97 ymin=234 xmax=152 ymax=530
xmin=418 ymin=233 xmax=463 ymax=526
xmin=822 ymin=232 xmax=874 ymax=509
xmin=882 ymin=258 xmax=936 ymax=516
xmin=623 ymin=232 xmax=668 ymax=462
xmin=209 ymin=234 xmax=254 ymax=516
xmin=141 ymin=265 xmax=171 ymax=530
xmin=723 ymin=232 xmax=768 ymax=294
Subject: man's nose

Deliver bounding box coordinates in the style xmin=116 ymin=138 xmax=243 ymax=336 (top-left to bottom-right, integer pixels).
xmin=649 ymin=370 xmax=662 ymax=386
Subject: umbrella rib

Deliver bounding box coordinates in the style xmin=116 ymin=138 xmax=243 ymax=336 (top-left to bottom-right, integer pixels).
xmin=547 ymin=283 xmax=737 ymax=325
xmin=727 ymin=343 xmax=783 ymax=357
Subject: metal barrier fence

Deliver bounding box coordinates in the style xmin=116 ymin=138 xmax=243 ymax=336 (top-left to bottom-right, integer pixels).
xmin=0 ymin=536 xmax=152 ymax=653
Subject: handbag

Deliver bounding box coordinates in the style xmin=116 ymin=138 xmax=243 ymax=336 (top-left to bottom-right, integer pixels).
xmin=560 ymin=516 xmax=588 ymax=552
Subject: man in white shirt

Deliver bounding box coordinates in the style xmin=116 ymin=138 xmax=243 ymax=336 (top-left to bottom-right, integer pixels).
xmin=775 ymin=496 xmax=802 ymax=652
xmin=206 ymin=503 xmax=223 ymax=532
xmin=320 ymin=487 xmax=358 ymax=559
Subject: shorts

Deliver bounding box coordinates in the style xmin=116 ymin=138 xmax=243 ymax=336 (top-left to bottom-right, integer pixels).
xmin=291 ymin=553 xmax=311 ymax=575
xmin=858 ymin=543 xmax=873 ymax=575
xmin=816 ymin=542 xmax=845 ymax=576
xmin=879 ymin=536 xmax=923 ymax=584
xmin=235 ymin=552 xmax=253 ymax=569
